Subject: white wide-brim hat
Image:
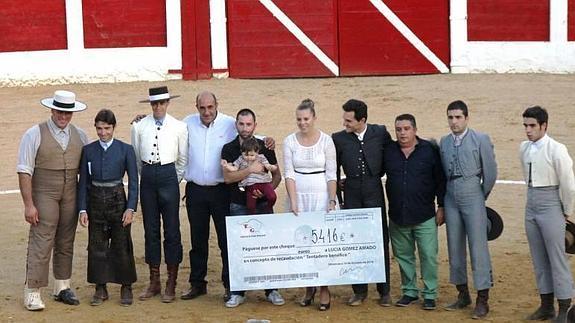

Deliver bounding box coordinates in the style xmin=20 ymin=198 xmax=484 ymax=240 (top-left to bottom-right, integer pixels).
xmin=41 ymin=90 xmax=87 ymax=112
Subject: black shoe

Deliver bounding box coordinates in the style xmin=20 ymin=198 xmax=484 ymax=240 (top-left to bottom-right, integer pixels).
xmin=120 ymin=285 xmax=133 ymax=307
xmin=318 ymin=289 xmax=331 ymax=311
xmin=55 ymin=288 xmax=80 ymax=306
xmin=181 ymin=285 xmax=207 ymax=300
xmin=300 ymin=287 xmax=317 ymax=307
xmin=90 ymin=285 xmax=108 ymax=306
xmin=445 ymin=284 xmax=472 ymax=311
xmin=423 ymin=299 xmax=437 ymax=310
xmin=395 ymin=295 xmax=419 ymax=307
xmin=319 ymin=302 xmax=331 ymax=311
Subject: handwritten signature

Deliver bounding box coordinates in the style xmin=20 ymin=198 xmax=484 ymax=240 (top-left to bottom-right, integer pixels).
xmin=339 ymin=265 xmax=365 ymax=277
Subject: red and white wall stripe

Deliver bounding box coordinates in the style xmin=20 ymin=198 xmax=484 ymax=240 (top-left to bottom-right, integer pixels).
xmin=1 ymin=0 xmax=575 ymax=85
xmin=0 ymin=0 xmax=187 ymax=86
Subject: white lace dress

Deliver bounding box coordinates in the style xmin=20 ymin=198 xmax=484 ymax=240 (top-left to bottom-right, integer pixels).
xmin=282 ymin=131 xmax=337 ymax=212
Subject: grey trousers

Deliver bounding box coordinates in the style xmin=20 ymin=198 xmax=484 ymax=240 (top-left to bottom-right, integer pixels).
xmin=445 ymin=176 xmax=493 ymax=290
xmin=526 ymin=186 xmax=574 ymax=299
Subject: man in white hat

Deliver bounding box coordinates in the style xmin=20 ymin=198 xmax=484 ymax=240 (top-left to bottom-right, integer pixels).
xmin=17 ymin=90 xmax=89 ymax=311
xmin=520 ymin=106 xmax=575 ymax=323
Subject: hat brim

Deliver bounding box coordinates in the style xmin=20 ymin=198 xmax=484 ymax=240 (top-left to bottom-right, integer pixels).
xmin=486 ymin=207 xmax=504 ymax=241
xmin=41 ymin=98 xmax=87 ymax=112
xmin=138 ymin=95 xmax=180 ymax=103
xmin=566 ymin=220 xmax=575 ymax=254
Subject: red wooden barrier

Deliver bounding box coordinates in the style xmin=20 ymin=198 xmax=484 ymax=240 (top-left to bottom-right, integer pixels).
xmin=569 ymin=0 xmax=575 ymax=41
xmin=468 ymin=0 xmax=549 ymax=41
xmin=338 ymin=0 xmax=449 ymax=76
xmin=0 ymin=0 xmax=67 ymax=52
xmin=82 ymin=0 xmax=167 ymax=48
xmin=227 ymin=0 xmax=338 ymax=78
xmin=180 ymin=0 xmax=211 ymax=80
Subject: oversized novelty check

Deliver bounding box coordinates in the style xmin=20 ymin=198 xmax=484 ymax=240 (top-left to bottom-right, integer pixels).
xmin=226 ymin=207 xmax=386 ymax=291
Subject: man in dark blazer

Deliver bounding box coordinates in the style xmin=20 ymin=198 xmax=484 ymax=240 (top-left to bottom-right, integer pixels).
xmin=332 ymin=99 xmax=393 ymax=306
xmin=77 ymin=109 xmax=138 ymax=306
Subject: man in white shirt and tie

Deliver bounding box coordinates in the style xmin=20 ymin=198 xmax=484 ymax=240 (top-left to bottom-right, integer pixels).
xmin=520 ymin=106 xmax=574 ymax=323
xmin=131 ymin=86 xmax=188 ymax=303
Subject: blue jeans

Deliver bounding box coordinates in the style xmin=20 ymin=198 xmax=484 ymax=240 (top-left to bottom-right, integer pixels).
xmin=229 ymin=202 xmax=276 ymax=296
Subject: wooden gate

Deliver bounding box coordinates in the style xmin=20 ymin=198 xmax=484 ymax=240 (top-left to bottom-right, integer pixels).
xmin=226 ymin=0 xmax=449 ymax=78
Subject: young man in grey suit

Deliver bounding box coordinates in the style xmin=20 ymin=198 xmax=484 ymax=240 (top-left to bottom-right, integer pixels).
xmin=520 ymin=106 xmax=574 ymax=323
xmin=439 ymin=100 xmax=497 ymax=319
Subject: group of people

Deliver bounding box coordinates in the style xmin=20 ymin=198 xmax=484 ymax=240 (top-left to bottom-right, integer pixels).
xmin=16 ymin=86 xmax=575 ymax=322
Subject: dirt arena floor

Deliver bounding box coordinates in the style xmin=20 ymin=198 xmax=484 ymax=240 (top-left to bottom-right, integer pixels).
xmin=1 ymin=74 xmax=575 ymax=322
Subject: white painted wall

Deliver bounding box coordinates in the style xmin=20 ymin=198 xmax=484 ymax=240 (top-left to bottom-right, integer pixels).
xmin=450 ymin=0 xmax=575 ymax=73
xmin=2 ymin=0 xmax=575 ymax=86
xmin=210 ymin=0 xmax=229 ymax=77
xmin=0 ymin=0 xmax=182 ymax=86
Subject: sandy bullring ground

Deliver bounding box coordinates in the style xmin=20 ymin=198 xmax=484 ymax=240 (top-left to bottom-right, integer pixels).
xmin=1 ymin=74 xmax=574 ymax=322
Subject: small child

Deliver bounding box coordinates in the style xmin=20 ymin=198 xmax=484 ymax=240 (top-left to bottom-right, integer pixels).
xmin=223 ymin=137 xmax=277 ymax=214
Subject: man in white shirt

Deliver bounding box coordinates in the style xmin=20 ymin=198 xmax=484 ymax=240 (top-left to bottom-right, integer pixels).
xmin=17 ymin=90 xmax=89 ymax=311
xmin=520 ymin=106 xmax=574 ymax=322
xmin=131 ymin=86 xmax=188 ymax=303
xmin=180 ymin=91 xmax=237 ymax=301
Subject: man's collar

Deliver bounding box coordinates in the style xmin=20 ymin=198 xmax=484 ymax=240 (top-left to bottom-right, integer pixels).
xmin=531 ymin=134 xmax=549 ymax=147
xmin=154 ymin=116 xmax=166 ymax=125
xmin=355 ymin=124 xmax=368 ymax=139
xmin=452 ymin=127 xmax=468 ymax=139
xmin=47 ymin=117 xmax=69 ymax=134
xmin=200 ymin=111 xmax=219 ymax=128
xmin=99 ymin=138 xmax=114 ymax=150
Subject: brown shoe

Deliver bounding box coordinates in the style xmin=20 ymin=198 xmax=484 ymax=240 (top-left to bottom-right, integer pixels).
xmin=379 ymin=294 xmax=392 ymax=307
xmin=472 ymin=289 xmax=489 ymax=319
xmin=139 ymin=265 xmax=161 ymax=300
xmin=347 ymin=293 xmax=366 ymax=306
xmin=161 ymin=265 xmax=178 ymax=303
xmin=181 ymin=285 xmax=207 ymax=300
xmin=90 ymin=284 xmax=108 ymax=306
xmin=120 ymin=285 xmax=133 ymax=306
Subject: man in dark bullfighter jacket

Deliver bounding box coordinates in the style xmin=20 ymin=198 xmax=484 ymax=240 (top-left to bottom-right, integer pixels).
xmin=78 ymin=108 xmax=138 ymax=306
xmin=332 ymin=99 xmax=393 ymax=307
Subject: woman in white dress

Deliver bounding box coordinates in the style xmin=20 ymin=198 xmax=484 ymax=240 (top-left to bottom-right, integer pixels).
xmin=283 ymin=99 xmax=338 ymax=311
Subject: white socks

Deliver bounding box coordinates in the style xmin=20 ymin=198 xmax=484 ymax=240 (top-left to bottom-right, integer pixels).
xmin=53 ymin=279 xmax=71 ymax=296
